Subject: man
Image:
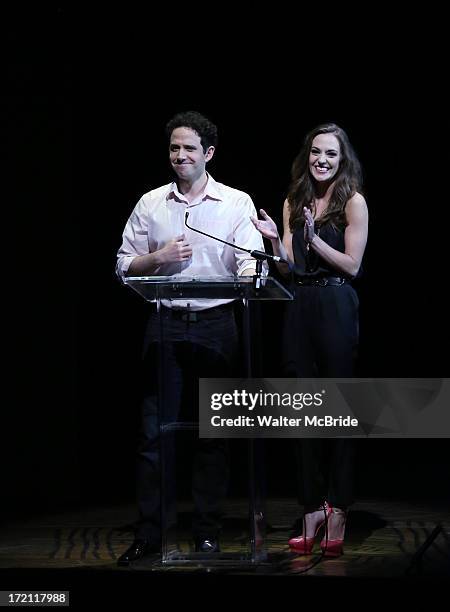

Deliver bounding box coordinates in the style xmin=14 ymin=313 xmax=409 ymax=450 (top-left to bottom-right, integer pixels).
xmin=116 ymin=111 xmax=266 ymax=565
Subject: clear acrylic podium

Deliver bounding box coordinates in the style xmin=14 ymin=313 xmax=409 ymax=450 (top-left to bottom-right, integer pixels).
xmin=124 ymin=275 xmax=293 ymax=565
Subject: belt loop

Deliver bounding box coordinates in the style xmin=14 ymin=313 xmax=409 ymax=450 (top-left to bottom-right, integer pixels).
xmin=181 ymin=303 xmax=198 ymax=322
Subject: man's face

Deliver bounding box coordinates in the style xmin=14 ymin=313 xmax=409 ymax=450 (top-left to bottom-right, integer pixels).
xmin=169 ymin=127 xmax=214 ymax=183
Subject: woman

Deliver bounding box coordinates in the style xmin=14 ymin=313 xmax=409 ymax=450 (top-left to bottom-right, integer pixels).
xmin=251 ymin=123 xmax=368 ymax=556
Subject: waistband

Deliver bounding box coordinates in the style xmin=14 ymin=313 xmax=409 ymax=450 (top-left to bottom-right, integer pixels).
xmin=160 ymin=302 xmax=235 ymax=321
xmin=295 ymin=276 xmax=347 ymax=287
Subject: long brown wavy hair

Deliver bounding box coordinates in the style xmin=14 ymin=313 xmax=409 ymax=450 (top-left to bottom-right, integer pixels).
xmin=287 ymin=123 xmax=363 ymax=231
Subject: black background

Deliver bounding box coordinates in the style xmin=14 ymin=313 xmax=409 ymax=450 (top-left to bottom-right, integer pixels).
xmin=4 ymin=8 xmax=449 ymax=521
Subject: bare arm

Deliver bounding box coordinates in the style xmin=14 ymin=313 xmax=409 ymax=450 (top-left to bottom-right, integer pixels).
xmin=275 ymin=199 xmax=295 ymax=276
xmin=308 ymin=193 xmax=368 ymax=278
xmin=250 ymin=199 xmax=294 ymax=277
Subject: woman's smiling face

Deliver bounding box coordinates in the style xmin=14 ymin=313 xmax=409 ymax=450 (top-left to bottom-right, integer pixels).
xmin=309 ymin=133 xmax=341 ymax=183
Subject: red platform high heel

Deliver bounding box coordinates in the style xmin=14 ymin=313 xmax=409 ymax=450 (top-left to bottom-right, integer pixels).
xmin=288 ymin=503 xmax=333 ymax=555
xmin=320 ymin=507 xmax=347 ymax=557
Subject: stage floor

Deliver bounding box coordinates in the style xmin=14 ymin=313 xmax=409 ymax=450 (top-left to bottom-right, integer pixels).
xmin=1 ymin=498 xmax=448 ymax=579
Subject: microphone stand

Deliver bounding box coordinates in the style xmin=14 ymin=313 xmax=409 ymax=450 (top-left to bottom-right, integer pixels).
xmin=253 ymin=259 xmax=264 ymax=290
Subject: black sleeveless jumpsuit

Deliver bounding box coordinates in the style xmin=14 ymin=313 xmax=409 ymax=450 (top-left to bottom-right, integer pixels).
xmin=286 ymin=220 xmax=359 ymax=509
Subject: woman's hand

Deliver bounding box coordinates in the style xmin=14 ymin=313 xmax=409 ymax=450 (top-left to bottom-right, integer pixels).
xmin=303 ymin=207 xmax=316 ymax=244
xmin=250 ymin=209 xmax=279 ymax=240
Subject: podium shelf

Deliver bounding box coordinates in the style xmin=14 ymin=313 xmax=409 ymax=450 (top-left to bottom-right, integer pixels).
xmin=124 ymin=275 xmax=293 ymax=301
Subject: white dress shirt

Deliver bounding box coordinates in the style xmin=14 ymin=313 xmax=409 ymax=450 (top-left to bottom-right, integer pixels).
xmin=116 ymin=174 xmax=267 ymax=310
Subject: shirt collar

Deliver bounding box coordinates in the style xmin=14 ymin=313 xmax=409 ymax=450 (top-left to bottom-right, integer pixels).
xmin=166 ymin=172 xmax=222 ymax=206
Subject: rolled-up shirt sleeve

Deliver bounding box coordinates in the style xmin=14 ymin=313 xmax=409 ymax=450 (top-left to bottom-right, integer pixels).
xmin=115 ymin=197 xmax=150 ymax=281
xmin=233 ymin=195 xmax=269 ymax=276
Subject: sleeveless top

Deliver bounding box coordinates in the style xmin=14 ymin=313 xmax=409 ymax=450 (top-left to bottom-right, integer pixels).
xmin=292 ymin=220 xmax=352 ymax=279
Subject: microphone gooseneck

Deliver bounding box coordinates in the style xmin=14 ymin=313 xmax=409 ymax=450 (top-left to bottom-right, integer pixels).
xmin=184 ymin=211 xmax=288 ymax=264
xmin=185 ymin=211 xmax=239 ymax=250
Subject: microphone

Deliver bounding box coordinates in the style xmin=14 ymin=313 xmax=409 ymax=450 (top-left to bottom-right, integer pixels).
xmin=184 ymin=211 xmax=288 ymax=264
xmin=249 ymin=249 xmax=286 ymax=264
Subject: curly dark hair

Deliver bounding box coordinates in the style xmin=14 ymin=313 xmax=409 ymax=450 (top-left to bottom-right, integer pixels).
xmin=287 ymin=123 xmax=363 ymax=231
xmin=165 ymin=111 xmax=218 ymax=152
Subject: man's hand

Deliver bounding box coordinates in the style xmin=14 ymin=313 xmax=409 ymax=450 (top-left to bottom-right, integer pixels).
xmin=250 ymin=209 xmax=279 ymax=240
xmin=157 ymin=234 xmax=192 ymax=263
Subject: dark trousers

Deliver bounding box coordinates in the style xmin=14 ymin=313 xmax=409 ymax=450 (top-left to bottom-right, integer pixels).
xmin=285 ymin=284 xmax=359 ymax=509
xmin=136 ymin=305 xmax=238 ymax=541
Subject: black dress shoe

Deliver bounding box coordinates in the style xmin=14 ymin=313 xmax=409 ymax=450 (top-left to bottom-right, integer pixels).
xmin=117 ymin=538 xmax=160 ymax=566
xmin=194 ymin=538 xmax=220 ymax=553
